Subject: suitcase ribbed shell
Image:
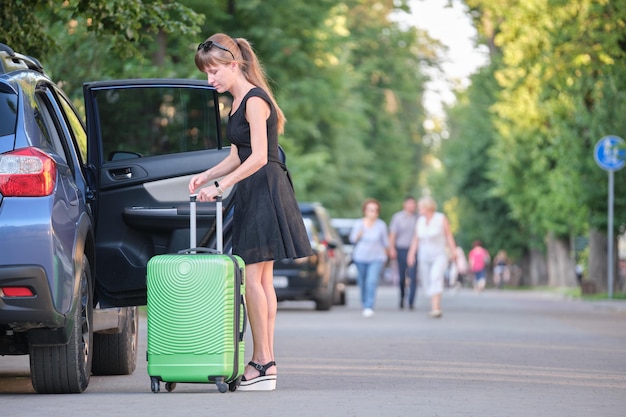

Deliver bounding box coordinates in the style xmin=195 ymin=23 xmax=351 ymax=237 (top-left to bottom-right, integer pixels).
xmin=146 ymin=253 xmax=245 ymax=384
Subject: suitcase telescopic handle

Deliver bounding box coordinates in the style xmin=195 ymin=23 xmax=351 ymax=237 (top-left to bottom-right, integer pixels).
xmin=189 ymin=194 xmax=223 ymax=254
xmin=190 ymin=194 xmax=197 ymax=251
xmin=215 ymin=195 xmax=223 ymax=254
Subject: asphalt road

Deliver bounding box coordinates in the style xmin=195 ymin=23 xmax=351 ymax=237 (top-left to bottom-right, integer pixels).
xmin=1 ymin=285 xmax=625 ymax=417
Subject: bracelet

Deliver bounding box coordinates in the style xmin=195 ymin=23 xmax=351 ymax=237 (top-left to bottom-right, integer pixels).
xmin=214 ymin=181 xmax=224 ymax=195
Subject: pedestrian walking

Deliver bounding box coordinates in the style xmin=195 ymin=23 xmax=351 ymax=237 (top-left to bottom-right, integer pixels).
xmin=407 ymin=196 xmax=457 ymax=318
xmin=388 ymin=196 xmax=419 ymax=309
xmin=350 ymin=198 xmax=390 ymax=318
xmin=492 ymin=249 xmax=510 ymax=289
xmin=189 ymin=33 xmax=313 ymax=391
xmin=468 ymin=240 xmax=490 ymax=292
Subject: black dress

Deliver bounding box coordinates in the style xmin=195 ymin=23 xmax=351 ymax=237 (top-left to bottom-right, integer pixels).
xmin=227 ymin=87 xmax=313 ymax=264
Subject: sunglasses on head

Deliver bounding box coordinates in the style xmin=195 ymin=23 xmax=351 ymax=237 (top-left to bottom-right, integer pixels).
xmin=197 ymin=40 xmax=235 ymax=60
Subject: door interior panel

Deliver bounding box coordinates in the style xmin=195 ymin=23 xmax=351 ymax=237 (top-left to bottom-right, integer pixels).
xmin=94 ymin=150 xmax=235 ymax=307
xmin=143 ymin=172 xmax=232 ymax=202
xmin=85 ymin=80 xmax=233 ymax=307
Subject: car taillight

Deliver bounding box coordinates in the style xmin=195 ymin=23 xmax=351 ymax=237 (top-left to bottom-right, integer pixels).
xmin=0 ymin=148 xmax=57 ymax=196
xmin=322 ymin=240 xmax=336 ymax=258
xmin=1 ymin=287 xmax=35 ymax=297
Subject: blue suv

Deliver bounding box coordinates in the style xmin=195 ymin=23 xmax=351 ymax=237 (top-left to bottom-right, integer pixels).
xmin=0 ymin=44 xmax=234 ymax=393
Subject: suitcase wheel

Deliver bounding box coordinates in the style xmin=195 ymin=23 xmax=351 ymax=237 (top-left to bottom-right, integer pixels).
xmin=215 ymin=377 xmax=228 ymax=393
xmin=165 ymin=382 xmax=177 ymax=392
xmin=150 ymin=378 xmax=160 ymax=393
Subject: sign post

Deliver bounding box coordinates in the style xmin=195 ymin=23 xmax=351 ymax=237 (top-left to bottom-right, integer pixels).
xmin=594 ymin=135 xmax=625 ymax=299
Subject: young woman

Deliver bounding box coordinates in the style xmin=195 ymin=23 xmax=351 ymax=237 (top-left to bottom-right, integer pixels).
xmin=189 ymin=33 xmax=312 ymax=391
xmin=492 ymin=249 xmax=510 ymax=289
xmin=349 ymin=198 xmax=389 ymax=317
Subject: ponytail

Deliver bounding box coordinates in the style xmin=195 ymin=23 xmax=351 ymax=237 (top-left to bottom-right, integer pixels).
xmin=234 ymin=38 xmax=286 ymax=134
xmin=195 ymin=33 xmax=286 ymax=134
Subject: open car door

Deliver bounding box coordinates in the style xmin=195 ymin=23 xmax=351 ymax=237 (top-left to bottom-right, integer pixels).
xmin=84 ymin=79 xmax=235 ymax=307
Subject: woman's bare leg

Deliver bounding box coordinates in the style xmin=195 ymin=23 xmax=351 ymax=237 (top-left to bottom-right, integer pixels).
xmin=243 ymin=261 xmax=277 ymax=380
xmin=260 ymin=261 xmax=277 ymax=360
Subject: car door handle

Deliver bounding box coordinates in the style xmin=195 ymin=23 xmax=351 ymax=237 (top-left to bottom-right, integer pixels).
xmin=109 ymin=167 xmax=132 ymax=180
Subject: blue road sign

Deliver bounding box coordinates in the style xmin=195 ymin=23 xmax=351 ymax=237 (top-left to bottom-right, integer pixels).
xmin=594 ymin=135 xmax=625 ymax=171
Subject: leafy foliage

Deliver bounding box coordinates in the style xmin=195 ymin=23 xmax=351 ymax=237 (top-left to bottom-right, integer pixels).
xmin=445 ymin=0 xmax=626 ymax=286
xmin=5 ymin=0 xmax=625 ymax=287
xmin=1 ymin=0 xmax=203 ymax=61
xmin=1 ymin=0 xmax=437 ymax=222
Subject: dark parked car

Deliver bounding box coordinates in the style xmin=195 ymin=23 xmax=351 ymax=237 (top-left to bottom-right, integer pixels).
xmin=273 ymin=202 xmax=347 ymax=311
xmin=0 ymin=44 xmax=233 ymax=393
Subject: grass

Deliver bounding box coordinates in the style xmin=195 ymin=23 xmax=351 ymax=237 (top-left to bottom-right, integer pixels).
xmin=580 ymin=291 xmax=626 ymax=301
xmin=505 ymin=284 xmax=626 ymax=301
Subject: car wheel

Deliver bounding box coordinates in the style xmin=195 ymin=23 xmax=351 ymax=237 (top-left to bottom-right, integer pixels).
xmin=29 ymin=257 xmax=93 ymax=394
xmin=315 ymin=279 xmax=335 ymax=311
xmin=92 ymin=306 xmax=139 ymax=375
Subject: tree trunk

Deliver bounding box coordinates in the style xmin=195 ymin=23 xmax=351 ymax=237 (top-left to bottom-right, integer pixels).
xmin=519 ymin=248 xmax=548 ymax=286
xmin=545 ymin=233 xmax=577 ymax=287
xmin=588 ymin=228 xmax=619 ymax=293
xmin=153 ymin=29 xmax=166 ymax=66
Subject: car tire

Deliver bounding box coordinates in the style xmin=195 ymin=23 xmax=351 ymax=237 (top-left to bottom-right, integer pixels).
xmin=92 ymin=306 xmax=138 ymax=375
xmin=29 ymin=257 xmax=93 ymax=394
xmin=315 ymin=279 xmax=335 ymax=311
xmin=315 ymin=296 xmax=333 ymax=311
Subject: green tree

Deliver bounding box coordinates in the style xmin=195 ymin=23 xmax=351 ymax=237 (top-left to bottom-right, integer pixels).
xmin=1 ymin=0 xmax=203 ymax=62
xmin=432 ymin=64 xmax=530 ymax=264
xmin=460 ymin=0 xmax=626 ymax=290
xmin=339 ymin=0 xmax=432 ymax=219
xmin=2 ymin=0 xmax=441 ymax=226
xmin=189 ymin=0 xmax=437 ymax=220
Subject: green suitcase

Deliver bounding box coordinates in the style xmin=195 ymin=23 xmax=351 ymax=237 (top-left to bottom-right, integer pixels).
xmin=146 ymin=196 xmax=246 ymax=393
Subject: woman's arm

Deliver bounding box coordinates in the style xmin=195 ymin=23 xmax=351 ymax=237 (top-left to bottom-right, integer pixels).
xmin=379 ymin=221 xmax=390 ymax=257
xmin=188 ymin=145 xmax=240 ymax=194
xmin=349 ymin=220 xmax=363 ymax=244
xmin=443 ymin=216 xmax=457 ymax=257
xmin=190 ymin=96 xmax=270 ymax=201
xmin=380 ymin=221 xmax=390 ymax=247
xmin=407 ymin=224 xmax=419 ymax=267
xmin=208 ymin=146 xmax=242 ymax=178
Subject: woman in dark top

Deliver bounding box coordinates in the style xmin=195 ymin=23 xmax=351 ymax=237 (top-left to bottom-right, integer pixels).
xmin=189 ymin=33 xmax=312 ymax=391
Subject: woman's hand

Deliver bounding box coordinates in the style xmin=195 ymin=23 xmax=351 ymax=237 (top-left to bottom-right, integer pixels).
xmin=196 ymin=184 xmax=219 ymax=202
xmin=407 ymin=250 xmax=416 ymax=267
xmin=189 ymin=172 xmax=209 ymax=194
xmin=406 ymin=235 xmax=418 ymax=267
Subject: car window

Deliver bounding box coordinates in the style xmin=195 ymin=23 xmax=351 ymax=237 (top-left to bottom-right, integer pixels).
xmin=0 ymin=91 xmax=17 ymax=137
xmin=91 ymin=86 xmax=222 ymax=161
xmin=34 ymin=89 xmax=69 ymax=164
xmin=331 ymin=219 xmax=357 ymax=245
xmin=303 ymin=213 xmax=324 ymax=242
xmin=318 ymin=209 xmax=340 ymax=243
xmin=338 ymin=232 xmax=351 ymax=245
xmin=57 ymin=91 xmax=87 ymax=164
xmin=302 ymin=218 xmax=318 ymax=244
